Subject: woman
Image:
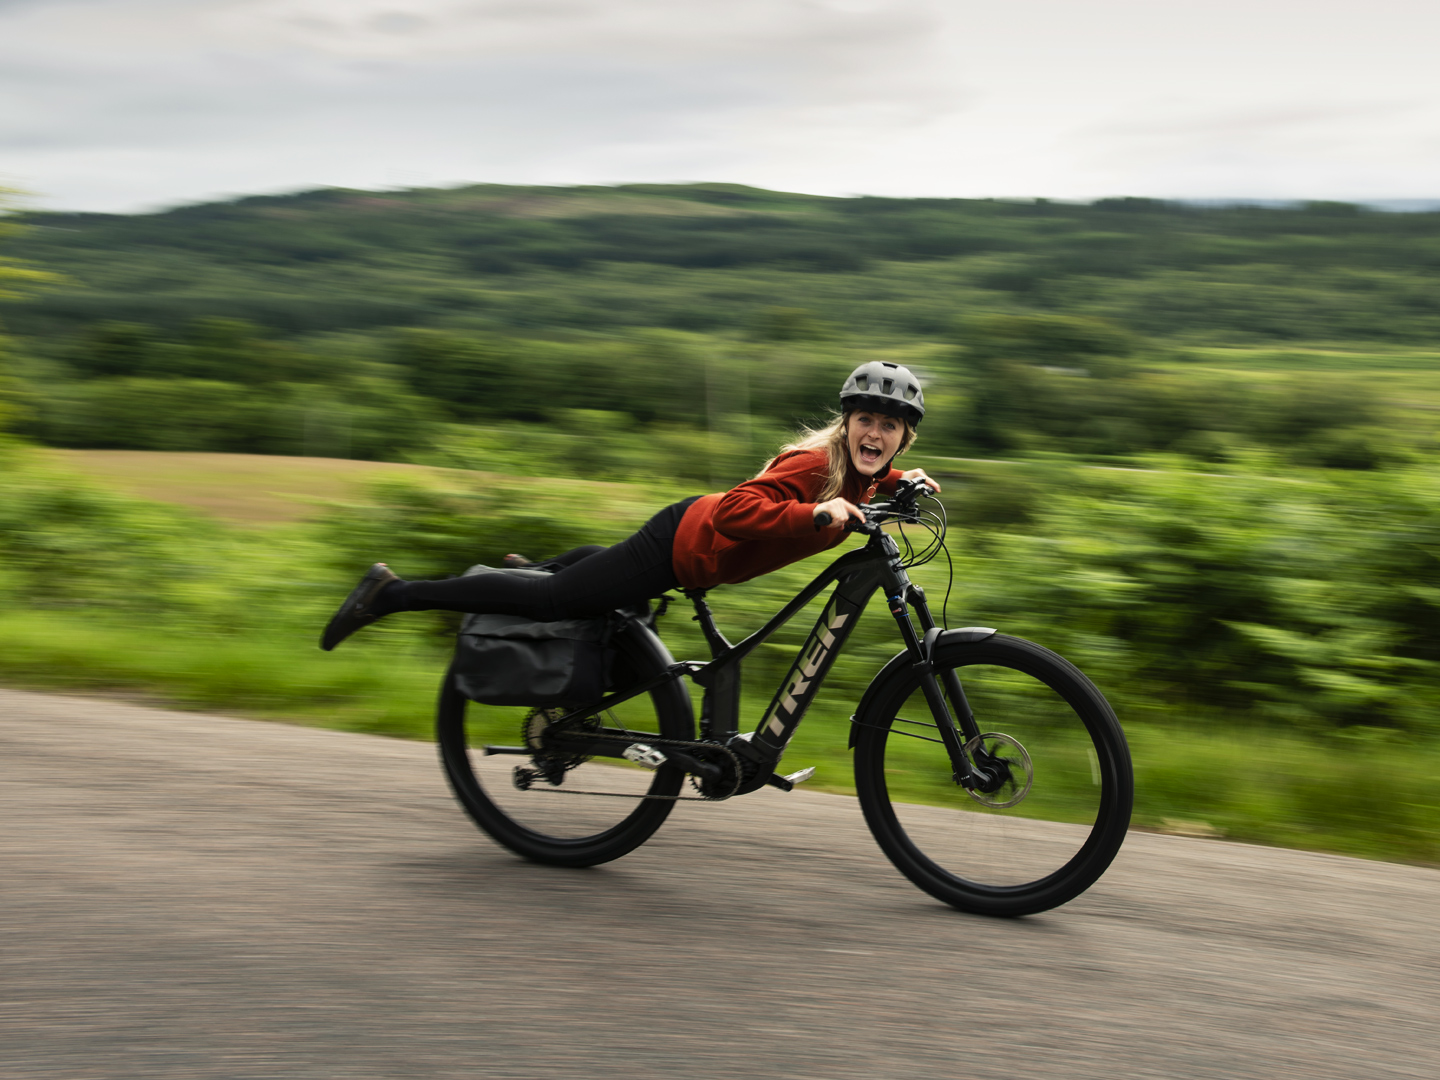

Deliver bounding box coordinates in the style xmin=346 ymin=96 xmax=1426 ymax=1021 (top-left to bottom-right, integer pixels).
xmin=320 ymin=360 xmax=938 ymax=650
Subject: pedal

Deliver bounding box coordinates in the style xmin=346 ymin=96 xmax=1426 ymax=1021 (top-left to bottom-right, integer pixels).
xmin=622 ymin=743 xmax=668 ymax=769
xmin=766 ymin=766 xmax=816 ymax=792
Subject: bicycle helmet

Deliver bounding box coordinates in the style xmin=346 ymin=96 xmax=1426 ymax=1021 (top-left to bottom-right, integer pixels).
xmin=840 ymin=361 xmax=925 ymax=427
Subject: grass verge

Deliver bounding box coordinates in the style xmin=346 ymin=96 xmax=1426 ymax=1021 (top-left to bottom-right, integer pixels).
xmin=4 ymin=609 xmax=1437 ymax=866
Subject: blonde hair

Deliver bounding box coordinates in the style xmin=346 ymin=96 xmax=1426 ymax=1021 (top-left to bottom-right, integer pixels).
xmin=758 ymin=410 xmax=918 ymax=502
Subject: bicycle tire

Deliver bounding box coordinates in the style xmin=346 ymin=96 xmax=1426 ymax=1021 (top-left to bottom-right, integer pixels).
xmin=853 ymin=633 xmax=1132 ymax=916
xmin=436 ymin=618 xmax=695 ymax=867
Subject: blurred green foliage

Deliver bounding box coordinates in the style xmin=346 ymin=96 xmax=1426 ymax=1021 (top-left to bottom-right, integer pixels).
xmin=946 ymin=463 xmax=1440 ymax=738
xmin=2 ymin=183 xmax=1439 ymax=863
xmin=1 ymin=188 xmax=64 ymax=439
xmin=1 ymin=446 xmax=1438 ymax=862
xmin=7 ymin=185 xmax=1440 ymax=342
xmin=2 ymin=182 xmax=1439 ymax=470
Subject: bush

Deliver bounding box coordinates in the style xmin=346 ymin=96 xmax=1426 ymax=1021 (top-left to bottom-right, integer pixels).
xmin=314 ymin=474 xmax=595 ymax=583
xmin=37 ymin=374 xmax=434 ymax=459
xmin=0 ymin=450 xmax=226 ymax=611
xmin=955 ymin=464 xmax=1440 ymax=735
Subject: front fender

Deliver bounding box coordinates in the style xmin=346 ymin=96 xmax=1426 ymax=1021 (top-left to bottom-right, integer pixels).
xmin=847 ymin=626 xmax=996 ymax=748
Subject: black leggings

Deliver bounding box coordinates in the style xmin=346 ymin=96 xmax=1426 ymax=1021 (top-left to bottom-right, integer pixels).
xmin=378 ymin=497 xmax=699 ymax=622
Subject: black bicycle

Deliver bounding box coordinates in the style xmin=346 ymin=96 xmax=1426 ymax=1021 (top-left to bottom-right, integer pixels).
xmin=436 ymin=479 xmax=1133 ymax=916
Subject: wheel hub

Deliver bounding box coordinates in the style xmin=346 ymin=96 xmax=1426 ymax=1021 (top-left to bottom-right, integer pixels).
xmin=962 ymin=732 xmax=1034 ymax=809
xmin=519 ymin=707 xmax=593 ymax=784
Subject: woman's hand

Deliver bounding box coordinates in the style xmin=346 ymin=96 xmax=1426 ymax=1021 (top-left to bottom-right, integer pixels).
xmin=814 ymin=497 xmax=864 ymax=530
xmin=902 ymin=468 xmax=941 ymax=493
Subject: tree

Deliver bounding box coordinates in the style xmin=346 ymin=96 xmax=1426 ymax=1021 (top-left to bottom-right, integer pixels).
xmin=0 ymin=188 xmax=64 ymax=435
xmin=0 ymin=189 xmax=63 ymax=304
xmin=953 ymin=313 xmax=1138 ymax=453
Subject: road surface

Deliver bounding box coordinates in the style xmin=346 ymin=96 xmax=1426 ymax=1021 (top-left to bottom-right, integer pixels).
xmin=3 ymin=688 xmax=1436 ymax=1079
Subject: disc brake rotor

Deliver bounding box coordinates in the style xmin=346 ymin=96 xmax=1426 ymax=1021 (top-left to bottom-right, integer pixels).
xmin=962 ymin=732 xmax=1033 ymax=809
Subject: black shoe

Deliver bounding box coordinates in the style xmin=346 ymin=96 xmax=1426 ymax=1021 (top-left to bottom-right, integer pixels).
xmin=320 ymin=563 xmax=400 ymax=651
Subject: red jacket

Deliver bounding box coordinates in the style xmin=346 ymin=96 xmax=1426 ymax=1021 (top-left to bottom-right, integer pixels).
xmin=672 ymin=448 xmax=902 ymax=590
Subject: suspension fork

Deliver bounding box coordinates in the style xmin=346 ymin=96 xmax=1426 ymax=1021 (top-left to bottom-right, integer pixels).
xmin=911 ymin=587 xmax=984 ymax=745
xmin=886 ymin=582 xmax=986 ymax=790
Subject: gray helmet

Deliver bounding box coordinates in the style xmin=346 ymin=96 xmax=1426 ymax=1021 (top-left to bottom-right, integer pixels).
xmin=839 ymin=361 xmax=925 ymax=427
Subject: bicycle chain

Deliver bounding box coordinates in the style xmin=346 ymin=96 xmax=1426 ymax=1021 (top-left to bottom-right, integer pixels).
xmin=522 ymin=725 xmax=745 ymax=802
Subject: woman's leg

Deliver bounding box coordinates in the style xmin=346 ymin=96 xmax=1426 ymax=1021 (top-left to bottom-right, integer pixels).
xmin=535 ymin=545 xmax=607 ymax=571
xmin=322 ymin=499 xmax=699 ymax=650
xmin=379 ymin=516 xmax=680 ymax=621
xmin=380 ymin=550 xmax=659 ymax=620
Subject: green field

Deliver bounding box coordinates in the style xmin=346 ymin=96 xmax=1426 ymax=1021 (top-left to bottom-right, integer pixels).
xmin=40 ymin=449 xmax=459 ymax=525
xmin=3 ymin=183 xmax=1438 ymax=865
xmin=2 ymin=445 xmax=1436 ymax=866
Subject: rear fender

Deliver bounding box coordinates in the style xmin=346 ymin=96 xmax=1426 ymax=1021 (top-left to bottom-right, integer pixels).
xmin=615 ymin=618 xmax=696 ymax=739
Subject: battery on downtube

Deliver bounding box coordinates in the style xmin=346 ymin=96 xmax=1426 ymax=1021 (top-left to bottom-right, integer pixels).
xmin=752 ymin=590 xmax=865 ymax=757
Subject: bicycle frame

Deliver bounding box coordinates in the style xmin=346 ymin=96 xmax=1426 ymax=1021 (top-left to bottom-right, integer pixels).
xmin=444 ymin=485 xmax=1133 ymax=912
xmin=538 ymin=520 xmax=990 ymax=791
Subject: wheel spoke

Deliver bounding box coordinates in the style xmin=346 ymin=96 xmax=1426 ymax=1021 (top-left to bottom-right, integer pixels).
xmin=436 ymin=623 xmax=694 ymax=867
xmin=853 ymin=634 xmax=1132 ymax=916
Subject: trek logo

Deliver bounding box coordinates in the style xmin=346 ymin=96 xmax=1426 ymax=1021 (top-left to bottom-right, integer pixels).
xmin=766 ymin=608 xmax=850 ymax=737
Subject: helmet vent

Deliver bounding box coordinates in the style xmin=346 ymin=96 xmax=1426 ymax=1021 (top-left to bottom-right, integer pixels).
xmin=839 ymin=360 xmax=925 ymax=428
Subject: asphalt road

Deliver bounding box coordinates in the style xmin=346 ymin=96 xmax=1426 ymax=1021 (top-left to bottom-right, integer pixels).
xmin=3 ymin=688 xmax=1437 ymax=1080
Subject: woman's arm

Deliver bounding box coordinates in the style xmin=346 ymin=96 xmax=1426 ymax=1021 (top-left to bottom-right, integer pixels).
xmin=813 ymin=497 xmax=865 ymax=530
xmin=712 ymin=451 xmax=830 ymax=540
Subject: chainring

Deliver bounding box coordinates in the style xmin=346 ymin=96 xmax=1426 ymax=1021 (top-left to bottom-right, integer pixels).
xmin=686 ymin=743 xmax=745 ymax=800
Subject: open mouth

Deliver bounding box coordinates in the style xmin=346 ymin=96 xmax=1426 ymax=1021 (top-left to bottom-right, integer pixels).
xmin=858 ymin=445 xmax=883 ymax=466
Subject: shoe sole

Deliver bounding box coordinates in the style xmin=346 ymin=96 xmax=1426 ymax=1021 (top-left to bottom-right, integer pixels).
xmin=320 ymin=563 xmax=399 ymax=651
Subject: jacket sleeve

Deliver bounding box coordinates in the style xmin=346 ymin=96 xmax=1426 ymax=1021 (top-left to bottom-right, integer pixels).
xmin=877 ymin=466 xmax=904 ymax=495
xmin=712 ymin=452 xmax=826 ymax=540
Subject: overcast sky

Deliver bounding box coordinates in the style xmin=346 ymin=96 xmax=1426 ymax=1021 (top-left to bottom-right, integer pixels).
xmin=2 ymin=0 xmax=1437 ymax=213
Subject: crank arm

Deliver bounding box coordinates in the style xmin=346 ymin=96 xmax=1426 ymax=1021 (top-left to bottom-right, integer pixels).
xmin=541 ymin=731 xmax=723 ymax=785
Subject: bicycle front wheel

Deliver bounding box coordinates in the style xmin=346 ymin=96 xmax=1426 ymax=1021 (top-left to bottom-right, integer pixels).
xmin=436 ymin=619 xmax=695 ymax=867
xmin=853 ymin=633 xmax=1132 ymax=916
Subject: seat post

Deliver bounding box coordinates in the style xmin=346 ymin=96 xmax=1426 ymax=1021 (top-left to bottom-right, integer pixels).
xmin=683 ymin=589 xmax=732 ymax=658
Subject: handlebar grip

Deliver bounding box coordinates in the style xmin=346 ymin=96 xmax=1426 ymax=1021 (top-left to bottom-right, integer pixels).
xmin=814 ymin=510 xmax=833 ymax=528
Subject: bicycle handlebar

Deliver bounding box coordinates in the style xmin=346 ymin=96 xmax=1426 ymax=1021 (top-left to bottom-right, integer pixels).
xmin=814 ymin=477 xmax=935 ymax=535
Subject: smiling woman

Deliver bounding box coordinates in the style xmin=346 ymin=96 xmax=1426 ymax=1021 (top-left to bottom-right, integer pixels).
xmin=319 ymin=361 xmax=937 ymax=650
xmin=849 ymin=412 xmax=903 ymax=473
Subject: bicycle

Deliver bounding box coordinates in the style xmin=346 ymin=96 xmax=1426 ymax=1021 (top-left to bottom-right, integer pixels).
xmin=436 ymin=479 xmax=1133 ymax=916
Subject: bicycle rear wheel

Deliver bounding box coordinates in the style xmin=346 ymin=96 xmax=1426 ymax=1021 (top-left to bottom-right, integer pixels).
xmin=853 ymin=634 xmax=1132 ymax=916
xmin=436 ymin=619 xmax=695 ymax=867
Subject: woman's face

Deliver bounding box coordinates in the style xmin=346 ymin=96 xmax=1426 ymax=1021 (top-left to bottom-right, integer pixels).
xmin=846 ymin=410 xmax=904 ymax=477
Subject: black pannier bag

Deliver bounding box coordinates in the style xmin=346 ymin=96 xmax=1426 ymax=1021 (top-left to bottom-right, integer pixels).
xmin=450 ymin=565 xmax=614 ymax=707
